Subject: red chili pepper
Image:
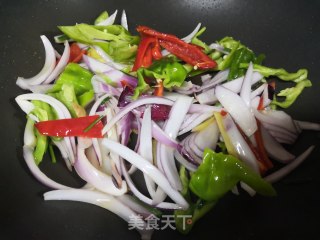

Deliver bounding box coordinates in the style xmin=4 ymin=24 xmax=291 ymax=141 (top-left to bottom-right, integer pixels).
xmin=254 ymin=120 xmax=274 ymax=172
xmin=220 ymin=110 xmax=228 ymax=116
xmin=120 ymin=80 xmax=134 ymax=90
xmin=151 ymin=39 xmax=162 ymax=60
xmin=34 ymin=115 xmax=104 ymax=138
xmin=142 ymin=44 xmax=153 ymax=68
xmin=257 ymin=96 xmax=264 ymax=110
xmin=136 ymin=26 xmax=217 ymax=70
xmin=236 ymin=121 xmax=273 ymax=175
xmin=132 ymin=37 xmax=156 ymax=71
xmin=69 ymin=43 xmax=87 ymax=63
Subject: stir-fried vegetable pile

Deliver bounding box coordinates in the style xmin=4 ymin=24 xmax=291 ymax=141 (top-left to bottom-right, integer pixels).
xmin=15 ymin=10 xmax=319 ymax=239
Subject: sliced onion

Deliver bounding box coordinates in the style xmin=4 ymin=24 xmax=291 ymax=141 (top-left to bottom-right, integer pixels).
xmin=102 ymin=139 xmax=189 ymax=209
xmin=44 ymin=41 xmax=70 ymax=84
xmin=121 ymin=159 xmax=182 ymax=210
xmin=173 ymin=81 xmax=201 ymax=95
xmin=251 ymin=96 xmax=260 ymax=110
xmin=121 ymin=10 xmax=128 ymax=30
xmin=222 ymin=113 xmax=259 ymax=172
xmin=160 ymin=96 xmax=193 ymax=190
xmin=83 ymin=55 xmax=137 ymax=87
xmin=174 ymin=150 xmax=197 ymax=172
xmin=260 ymin=125 xmax=295 ymax=163
xmin=53 ymin=139 xmax=74 ymax=171
xmin=222 ymin=72 xmax=263 ymax=93
xmin=16 ymin=93 xmax=75 ymax=164
xmin=89 ymin=94 xmax=112 ymax=166
xmin=251 ymin=83 xmax=267 ymax=99
xmin=23 ymin=122 xmax=71 ymax=190
xmin=181 ymin=23 xmax=201 ymax=43
xmin=294 ymin=120 xmax=320 ymax=131
xmin=200 ymin=69 xmax=229 ymax=91
xmin=16 ymin=35 xmax=56 ymax=90
xmin=75 ymin=138 xmax=127 ymax=196
xmin=209 ymin=43 xmax=229 ymax=54
xmin=215 ymin=85 xmax=257 ymax=136
xmin=182 ymin=135 xmax=202 ymax=163
xmin=253 ymin=108 xmax=300 ymax=136
xmin=189 ymin=103 xmax=222 ymax=114
xmin=152 ymin=121 xmax=180 ymax=149
xmin=193 ymin=120 xmax=219 ymax=151
xmin=195 ymin=88 xmax=217 ymax=105
xmin=139 ymin=106 xmax=156 ymax=198
xmin=240 ymin=62 xmax=253 ymax=107
xmin=180 ymin=113 xmax=201 ymax=131
xmin=102 ymin=97 xmax=173 ymax=135
xmin=44 ymin=189 xmax=153 ymax=240
xmin=264 ymin=146 xmax=315 ymax=183
xmin=91 ymin=75 xmax=121 ymax=97
xmin=96 ymin=10 xmax=118 ymax=26
xmin=178 ymin=112 xmax=212 ymax=136
xmin=93 ymin=46 xmax=127 ymax=70
xmin=117 ymin=194 xmax=153 ymax=218
xmin=29 ymin=84 xmax=53 ymax=93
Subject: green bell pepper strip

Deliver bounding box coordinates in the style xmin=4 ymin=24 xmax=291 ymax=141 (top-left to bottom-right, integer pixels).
xmin=271 ymin=79 xmax=312 ymax=108
xmin=189 ymin=148 xmax=276 ymax=202
xmin=29 ymin=100 xmax=57 ymax=164
xmin=190 ymin=27 xmax=212 ymax=54
xmin=239 ymin=63 xmax=311 ymax=108
xmin=49 ymin=84 xmax=86 ymax=118
xmin=174 ymin=166 xmax=216 ymax=234
xmin=48 ymin=63 xmax=93 ymax=96
xmin=47 ymin=63 xmax=93 ymax=117
xmin=228 ymin=47 xmax=255 ymax=80
xmin=133 ymin=58 xmax=188 ymax=98
xmin=94 ymin=11 xmax=109 ymax=25
xmin=239 ymin=63 xmax=308 ymax=82
xmin=58 ymin=24 xmax=139 ymax=64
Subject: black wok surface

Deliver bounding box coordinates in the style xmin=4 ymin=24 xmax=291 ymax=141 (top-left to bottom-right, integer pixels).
xmin=1 ymin=0 xmax=320 ymax=239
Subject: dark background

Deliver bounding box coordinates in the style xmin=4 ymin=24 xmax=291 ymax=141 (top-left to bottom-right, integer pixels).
xmin=1 ymin=0 xmax=320 ymax=239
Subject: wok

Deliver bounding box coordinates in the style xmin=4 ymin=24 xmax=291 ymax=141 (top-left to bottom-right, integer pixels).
xmin=1 ymin=0 xmax=320 ymax=239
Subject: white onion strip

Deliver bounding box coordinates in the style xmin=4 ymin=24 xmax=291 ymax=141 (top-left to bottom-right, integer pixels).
xmin=23 ymin=120 xmax=71 ymax=190
xmin=181 ymin=23 xmax=201 ymax=43
xmin=89 ymin=94 xmax=112 ymax=166
xmin=260 ymin=125 xmax=295 ymax=163
xmin=121 ymin=10 xmax=128 ymax=30
xmin=74 ymin=138 xmax=127 ymax=196
xmin=178 ymin=112 xmax=212 ymax=136
xmin=93 ymin=46 xmax=127 ymax=70
xmin=139 ymin=106 xmax=156 ymax=198
xmin=222 ymin=113 xmax=259 ymax=173
xmin=16 ymin=93 xmax=75 ymax=164
xmin=264 ymin=146 xmax=315 ymax=183
xmin=160 ymin=96 xmax=193 ymax=190
xmin=222 ymin=72 xmax=263 ymax=93
xmin=174 ymin=150 xmax=197 ymax=172
xmin=215 ymin=85 xmax=257 ymax=136
xmin=44 ymin=41 xmax=70 ymax=84
xmin=200 ymin=69 xmax=229 ymax=91
xmin=294 ymin=120 xmax=320 ymax=131
xmin=102 ymin=139 xmax=189 ymax=209
xmin=102 ymin=97 xmax=173 ymax=135
xmin=44 ymin=189 xmax=153 ymax=240
xmin=121 ymin=159 xmax=183 ymax=210
xmin=16 ymin=35 xmax=56 ymax=89
xmin=240 ymin=62 xmax=253 ymax=107
xmin=152 ymin=121 xmax=180 ymax=149
xmin=96 ymin=10 xmax=118 ymax=26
